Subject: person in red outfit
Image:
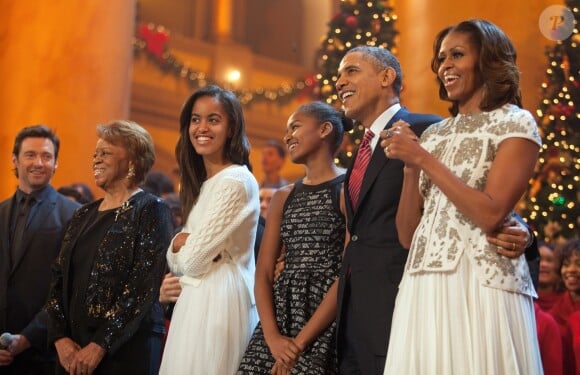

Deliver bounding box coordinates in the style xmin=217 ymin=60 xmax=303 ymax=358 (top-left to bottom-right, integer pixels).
xmin=535 ymin=302 xmax=564 ymax=375
xmin=550 ymin=238 xmax=580 ymax=375
xmin=539 ymin=241 xmax=566 ymax=311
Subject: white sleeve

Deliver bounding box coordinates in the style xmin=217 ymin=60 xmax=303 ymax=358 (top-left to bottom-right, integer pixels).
xmin=497 ymin=109 xmax=541 ymax=147
xmin=167 ymin=178 xmax=251 ymax=277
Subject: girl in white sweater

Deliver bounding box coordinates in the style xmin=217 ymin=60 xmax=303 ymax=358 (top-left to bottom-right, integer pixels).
xmin=160 ymin=85 xmax=260 ymax=375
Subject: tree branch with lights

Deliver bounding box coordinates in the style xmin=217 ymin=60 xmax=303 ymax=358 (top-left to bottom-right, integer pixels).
xmin=519 ymin=0 xmax=579 ymax=243
xmin=316 ymin=0 xmax=398 ymax=167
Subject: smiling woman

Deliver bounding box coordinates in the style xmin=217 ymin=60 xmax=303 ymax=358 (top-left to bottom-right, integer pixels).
xmin=549 ymin=238 xmax=580 ymax=374
xmin=382 ymin=19 xmax=542 ymax=374
xmin=46 ymin=120 xmax=172 ymax=375
xmin=159 ymin=85 xmax=260 ymax=375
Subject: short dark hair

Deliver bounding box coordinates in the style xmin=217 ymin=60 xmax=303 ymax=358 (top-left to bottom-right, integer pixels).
xmin=431 ymin=19 xmax=522 ymax=116
xmin=13 ymin=125 xmax=60 ymax=160
xmin=346 ymin=46 xmax=403 ymax=97
xmin=263 ymin=139 xmax=287 ymax=159
xmin=142 ymin=171 xmax=175 ymax=197
xmin=557 ymin=238 xmax=580 ymax=273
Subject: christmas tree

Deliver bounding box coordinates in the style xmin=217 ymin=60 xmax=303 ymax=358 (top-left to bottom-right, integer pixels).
xmin=316 ymin=0 xmax=398 ymax=167
xmin=520 ymin=1 xmax=579 ymax=243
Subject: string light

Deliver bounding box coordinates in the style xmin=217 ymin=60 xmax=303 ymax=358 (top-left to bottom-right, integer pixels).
xmin=134 ymin=22 xmax=319 ymax=106
xmin=520 ymin=2 xmax=579 ymax=243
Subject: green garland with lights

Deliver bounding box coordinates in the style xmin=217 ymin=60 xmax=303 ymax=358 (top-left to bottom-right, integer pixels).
xmin=134 ymin=23 xmax=318 ymax=106
xmin=519 ymin=0 xmax=579 ymax=243
xmin=315 ymin=0 xmax=398 ymax=167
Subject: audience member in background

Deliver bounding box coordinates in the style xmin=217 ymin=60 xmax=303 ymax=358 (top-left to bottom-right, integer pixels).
xmin=536 ymin=302 xmax=564 ymax=375
xmin=549 ymin=238 xmax=580 ymax=375
xmin=382 ymin=19 xmax=542 ymax=373
xmin=162 ymin=193 xmax=183 ymax=234
xmin=159 ymin=85 xmax=259 ymax=375
xmin=259 ymin=187 xmax=277 ymax=220
xmin=260 ymin=139 xmax=288 ymax=188
xmin=538 ymin=241 xmax=565 ymax=311
xmin=57 ymin=186 xmax=85 ymax=205
xmin=0 ymin=125 xmax=80 ymax=375
xmin=253 ymin=186 xmax=277 ymax=259
xmin=58 ymin=183 xmax=94 ymax=205
xmin=70 ymin=183 xmax=94 ymax=203
xmin=534 ymin=243 xmax=565 ymax=375
xmin=238 ymin=102 xmax=350 ymax=374
xmin=46 ymin=120 xmax=172 ymax=375
xmin=141 ymin=171 xmax=175 ymax=199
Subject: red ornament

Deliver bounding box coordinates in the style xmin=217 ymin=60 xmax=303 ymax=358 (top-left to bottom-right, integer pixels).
xmin=138 ymin=23 xmax=169 ymax=61
xmin=345 ymin=16 xmax=358 ymax=28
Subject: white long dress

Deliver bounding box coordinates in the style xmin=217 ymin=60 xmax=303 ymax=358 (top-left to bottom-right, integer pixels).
xmin=384 ymin=105 xmax=543 ymax=374
xmin=159 ymin=165 xmax=259 ymax=375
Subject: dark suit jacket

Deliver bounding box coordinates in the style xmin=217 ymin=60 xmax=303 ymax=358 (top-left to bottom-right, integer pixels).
xmin=336 ymin=107 xmax=442 ymax=357
xmin=0 ymin=185 xmax=79 ymax=373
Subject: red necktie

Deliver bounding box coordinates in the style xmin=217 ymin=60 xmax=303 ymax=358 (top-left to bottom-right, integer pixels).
xmin=349 ymin=129 xmax=374 ymax=207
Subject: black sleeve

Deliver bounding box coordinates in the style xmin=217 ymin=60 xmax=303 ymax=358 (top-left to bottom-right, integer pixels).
xmin=21 ymin=309 xmax=49 ymax=350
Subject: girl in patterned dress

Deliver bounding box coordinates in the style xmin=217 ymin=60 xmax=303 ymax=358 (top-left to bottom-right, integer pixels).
xmin=381 ymin=19 xmax=542 ymax=374
xmin=238 ymin=102 xmax=352 ymax=374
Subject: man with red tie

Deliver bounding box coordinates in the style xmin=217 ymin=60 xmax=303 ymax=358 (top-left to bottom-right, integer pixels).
xmin=334 ymin=46 xmax=442 ymax=375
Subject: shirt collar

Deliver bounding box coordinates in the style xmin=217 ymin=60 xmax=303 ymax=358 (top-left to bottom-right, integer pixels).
xmin=368 ymin=103 xmax=401 ymax=151
xmin=16 ymin=185 xmax=49 ymax=203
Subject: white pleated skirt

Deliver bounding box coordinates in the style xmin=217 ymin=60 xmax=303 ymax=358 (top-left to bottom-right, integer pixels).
xmin=383 ymin=255 xmax=543 ymax=375
xmin=159 ymin=262 xmax=258 ymax=375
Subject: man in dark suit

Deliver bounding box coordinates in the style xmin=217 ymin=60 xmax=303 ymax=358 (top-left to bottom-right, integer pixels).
xmin=0 ymin=125 xmax=79 ymax=375
xmin=334 ymin=46 xmax=537 ymax=374
xmin=334 ymin=46 xmax=442 ymax=375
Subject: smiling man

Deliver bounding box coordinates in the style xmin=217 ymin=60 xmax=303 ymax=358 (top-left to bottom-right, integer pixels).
xmin=0 ymin=125 xmax=79 ymax=375
xmin=333 ymin=46 xmax=443 ymax=375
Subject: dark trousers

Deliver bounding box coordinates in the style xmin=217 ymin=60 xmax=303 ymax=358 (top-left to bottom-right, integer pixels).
xmin=0 ymin=348 xmax=55 ymax=375
xmin=338 ymin=282 xmax=386 ymax=375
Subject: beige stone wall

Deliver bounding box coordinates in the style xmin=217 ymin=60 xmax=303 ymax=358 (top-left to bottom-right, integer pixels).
xmin=0 ymin=0 xmax=556 ymax=199
xmin=396 ymin=0 xmax=555 ymax=117
xmin=0 ymin=1 xmax=136 ymax=200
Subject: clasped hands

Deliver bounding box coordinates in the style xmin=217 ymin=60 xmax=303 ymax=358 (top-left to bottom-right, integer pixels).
xmin=54 ymin=337 xmax=105 ymax=375
xmin=267 ymin=333 xmax=304 ymax=375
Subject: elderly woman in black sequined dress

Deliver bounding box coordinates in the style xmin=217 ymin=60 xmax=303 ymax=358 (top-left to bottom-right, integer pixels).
xmin=46 ymin=120 xmax=172 ymax=375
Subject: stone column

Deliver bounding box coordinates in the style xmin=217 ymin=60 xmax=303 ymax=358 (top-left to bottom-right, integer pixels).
xmin=0 ymin=1 xmax=136 ymax=199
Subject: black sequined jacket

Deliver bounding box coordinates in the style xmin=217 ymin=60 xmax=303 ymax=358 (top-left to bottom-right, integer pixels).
xmin=46 ymin=191 xmax=172 ymax=354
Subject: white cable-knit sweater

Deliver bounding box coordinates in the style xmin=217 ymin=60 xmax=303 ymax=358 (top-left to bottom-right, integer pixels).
xmin=167 ymin=164 xmax=259 ymax=302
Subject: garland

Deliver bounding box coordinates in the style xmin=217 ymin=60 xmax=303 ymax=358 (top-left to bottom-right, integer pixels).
xmin=133 ymin=23 xmax=318 ymax=105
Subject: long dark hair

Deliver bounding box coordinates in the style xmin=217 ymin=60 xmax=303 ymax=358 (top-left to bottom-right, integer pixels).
xmin=431 ymin=19 xmax=522 ymax=116
xmin=175 ymin=85 xmax=251 ymax=217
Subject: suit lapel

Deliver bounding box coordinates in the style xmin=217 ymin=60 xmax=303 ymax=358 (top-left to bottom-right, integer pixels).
xmin=0 ymin=197 xmax=14 ymax=270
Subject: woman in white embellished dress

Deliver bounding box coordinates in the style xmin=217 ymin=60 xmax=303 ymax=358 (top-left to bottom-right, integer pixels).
xmin=159 ymin=85 xmax=259 ymax=374
xmin=381 ymin=19 xmax=543 ymax=374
